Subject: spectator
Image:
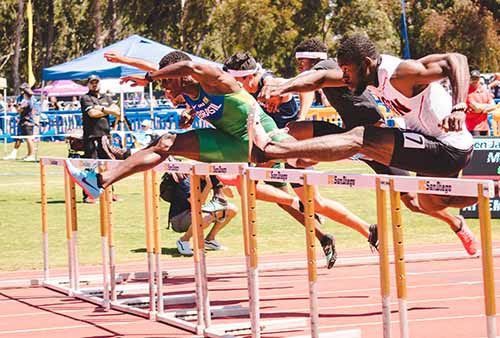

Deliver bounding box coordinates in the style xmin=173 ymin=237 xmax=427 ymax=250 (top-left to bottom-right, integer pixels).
xmin=7 ymin=98 xmax=17 ymax=113
xmin=160 ymin=168 xmax=237 ymax=256
xmin=466 ymin=70 xmax=497 ymax=136
xmin=69 ymin=96 xmax=80 ymax=110
xmin=488 ymin=73 xmax=500 ymax=100
xmin=40 ymin=95 xmax=49 ymax=112
xmin=3 ymin=83 xmax=37 ymax=161
xmin=132 ymin=119 xmax=154 ymax=149
xmin=0 ymin=93 xmax=5 ymax=113
xmin=80 ymin=74 xmax=121 ymax=203
xmin=49 ymin=96 xmax=63 ymax=110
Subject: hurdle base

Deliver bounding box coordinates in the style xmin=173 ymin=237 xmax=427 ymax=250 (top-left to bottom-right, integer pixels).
xmin=167 ymin=304 xmax=248 ymax=320
xmin=203 ymin=318 xmax=308 ymax=338
xmin=117 ymin=293 xmax=196 ymax=308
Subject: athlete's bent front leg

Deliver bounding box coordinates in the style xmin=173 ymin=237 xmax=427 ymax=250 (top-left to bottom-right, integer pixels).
xmin=100 ymin=131 xmax=201 ymax=188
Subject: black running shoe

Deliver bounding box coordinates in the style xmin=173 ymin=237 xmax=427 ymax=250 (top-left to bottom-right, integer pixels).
xmin=368 ymin=224 xmax=379 ymax=252
xmin=320 ymin=234 xmax=337 ymax=269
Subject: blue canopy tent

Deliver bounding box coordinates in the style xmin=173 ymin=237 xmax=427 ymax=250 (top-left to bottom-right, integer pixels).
xmin=42 ymin=34 xmax=221 ymax=80
xmin=41 ymin=35 xmax=221 ymax=142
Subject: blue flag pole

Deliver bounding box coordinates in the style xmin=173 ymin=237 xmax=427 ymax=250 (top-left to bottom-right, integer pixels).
xmin=401 ymin=0 xmax=411 ymax=59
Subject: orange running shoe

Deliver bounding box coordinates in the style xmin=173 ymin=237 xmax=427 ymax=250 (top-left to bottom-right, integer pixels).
xmin=455 ymin=215 xmax=479 ymax=256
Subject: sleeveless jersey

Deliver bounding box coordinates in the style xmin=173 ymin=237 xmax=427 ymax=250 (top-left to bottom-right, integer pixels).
xmin=183 ymin=86 xmax=274 ymax=139
xmin=367 ymin=54 xmax=472 ymax=150
xmin=252 ymin=72 xmax=298 ymax=128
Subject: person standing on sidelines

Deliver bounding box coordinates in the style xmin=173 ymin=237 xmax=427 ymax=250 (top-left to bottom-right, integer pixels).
xmin=80 ymin=75 xmax=121 ymax=203
xmin=466 ymin=70 xmax=497 ymax=136
xmin=252 ymin=34 xmax=479 ymax=255
xmin=3 ymin=83 xmax=36 ymax=161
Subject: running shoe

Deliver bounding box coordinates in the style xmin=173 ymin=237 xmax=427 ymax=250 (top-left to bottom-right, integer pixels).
xmin=368 ymin=224 xmax=379 ymax=252
xmin=201 ymin=196 xmax=228 ymax=213
xmin=320 ymin=234 xmax=337 ymax=269
xmin=64 ymin=159 xmax=103 ymax=199
xmin=204 ymin=239 xmax=222 ymax=251
xmin=176 ymin=238 xmax=193 ymax=256
xmin=455 ymin=215 xmax=479 ymax=256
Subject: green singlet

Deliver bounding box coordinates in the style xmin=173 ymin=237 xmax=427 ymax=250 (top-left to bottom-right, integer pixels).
xmin=183 ymin=87 xmax=288 ymax=162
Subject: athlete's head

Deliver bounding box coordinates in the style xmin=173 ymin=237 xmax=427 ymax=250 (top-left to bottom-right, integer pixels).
xmin=336 ymin=34 xmax=380 ymax=95
xmin=158 ymin=51 xmax=193 ymax=102
xmin=294 ymin=38 xmax=328 ymax=72
xmin=223 ymin=52 xmax=261 ymax=92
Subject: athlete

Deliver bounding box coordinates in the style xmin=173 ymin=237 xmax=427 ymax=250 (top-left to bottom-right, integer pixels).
xmin=272 ymin=38 xmax=479 ymax=256
xmin=224 ymin=51 xmax=377 ymax=258
xmin=252 ymin=34 xmax=479 ymax=255
xmin=65 ymin=50 xmax=346 ymax=268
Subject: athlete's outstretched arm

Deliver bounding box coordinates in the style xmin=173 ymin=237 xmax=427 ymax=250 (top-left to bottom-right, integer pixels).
xmin=104 ymin=51 xmax=159 ymax=71
xmin=259 ymin=69 xmax=345 ymax=100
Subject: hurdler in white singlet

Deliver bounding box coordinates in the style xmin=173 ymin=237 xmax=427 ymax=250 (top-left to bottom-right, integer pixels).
xmin=367 ymin=54 xmax=473 ymax=150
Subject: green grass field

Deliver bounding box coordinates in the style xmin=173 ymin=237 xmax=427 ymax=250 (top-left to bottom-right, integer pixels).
xmin=0 ymin=142 xmax=498 ymax=271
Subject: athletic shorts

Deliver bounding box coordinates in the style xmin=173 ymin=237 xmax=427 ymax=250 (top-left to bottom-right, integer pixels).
xmin=170 ymin=209 xmax=215 ymax=233
xmin=365 ymin=126 xmax=473 ymax=178
xmin=194 ymin=120 xmax=289 ymax=163
xmin=18 ymin=123 xmax=34 ymax=136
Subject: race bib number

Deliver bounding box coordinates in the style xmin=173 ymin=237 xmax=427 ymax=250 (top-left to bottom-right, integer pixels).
xmin=402 ymin=132 xmax=425 ymax=149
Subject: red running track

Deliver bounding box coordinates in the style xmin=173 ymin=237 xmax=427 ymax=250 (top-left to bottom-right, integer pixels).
xmin=0 ymin=242 xmax=499 ymax=338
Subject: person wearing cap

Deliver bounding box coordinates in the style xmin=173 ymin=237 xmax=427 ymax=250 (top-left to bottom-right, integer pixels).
xmin=132 ymin=119 xmax=154 ymax=149
xmin=3 ymin=83 xmax=37 ymax=161
xmin=80 ymin=74 xmax=120 ymax=203
xmin=466 ymin=70 xmax=497 ymax=136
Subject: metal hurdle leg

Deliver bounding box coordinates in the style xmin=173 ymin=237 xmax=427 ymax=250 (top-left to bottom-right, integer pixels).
xmin=99 ymin=183 xmax=111 ymax=311
xmin=143 ymin=171 xmax=156 ymax=320
xmin=189 ymin=173 xmax=209 ymax=332
xmin=40 ymin=162 xmax=49 ymax=280
xmin=151 ymin=171 xmax=165 ymax=316
xmin=477 ymin=183 xmax=497 ymax=338
xmin=63 ymin=171 xmax=75 ymax=294
xmin=105 ymin=182 xmax=116 ymax=301
xmin=389 ymin=179 xmax=408 ymax=338
xmin=376 ymin=178 xmax=391 ymax=338
xmin=303 ymin=175 xmax=319 ymax=338
xmin=69 ymin=177 xmax=79 ymax=291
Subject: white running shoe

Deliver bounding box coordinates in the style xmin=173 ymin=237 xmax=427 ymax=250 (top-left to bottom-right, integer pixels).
xmin=22 ymin=155 xmax=36 ymax=162
xmin=3 ymin=152 xmax=17 ymax=160
xmin=176 ymin=238 xmax=193 ymax=256
xmin=204 ymin=239 xmax=222 ymax=251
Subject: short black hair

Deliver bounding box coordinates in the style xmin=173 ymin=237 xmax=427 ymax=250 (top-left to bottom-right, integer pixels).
xmin=223 ymin=52 xmax=257 ymax=71
xmin=159 ymin=51 xmax=192 ymax=68
xmin=295 ymin=38 xmax=327 ymax=53
xmin=337 ymin=34 xmax=379 ymax=66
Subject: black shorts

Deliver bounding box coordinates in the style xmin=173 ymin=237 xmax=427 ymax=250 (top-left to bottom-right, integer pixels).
xmin=312 ymin=120 xmax=345 ymax=137
xmin=366 ymin=127 xmax=473 ymax=178
xmin=18 ymin=123 xmax=34 ymax=136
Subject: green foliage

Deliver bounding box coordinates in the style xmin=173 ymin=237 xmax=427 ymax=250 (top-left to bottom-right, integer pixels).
xmin=331 ymin=0 xmax=401 ymax=55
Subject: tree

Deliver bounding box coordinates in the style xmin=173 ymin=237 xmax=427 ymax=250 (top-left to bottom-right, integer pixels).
xmin=12 ymin=0 xmax=25 ymax=94
xmin=330 ymin=0 xmax=400 ymax=55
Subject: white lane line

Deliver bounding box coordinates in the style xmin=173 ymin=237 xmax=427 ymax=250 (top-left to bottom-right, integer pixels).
xmin=0 ymin=308 xmax=89 ymax=318
xmin=0 ymin=320 xmax=144 ymax=335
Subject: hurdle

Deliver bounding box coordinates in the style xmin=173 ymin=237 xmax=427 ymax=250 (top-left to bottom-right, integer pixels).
xmin=39 ymin=157 xmax=195 ymax=314
xmin=152 ymin=161 xmax=301 ymax=337
xmin=247 ymin=166 xmax=496 ymax=338
xmin=384 ymin=175 xmax=496 ymax=338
